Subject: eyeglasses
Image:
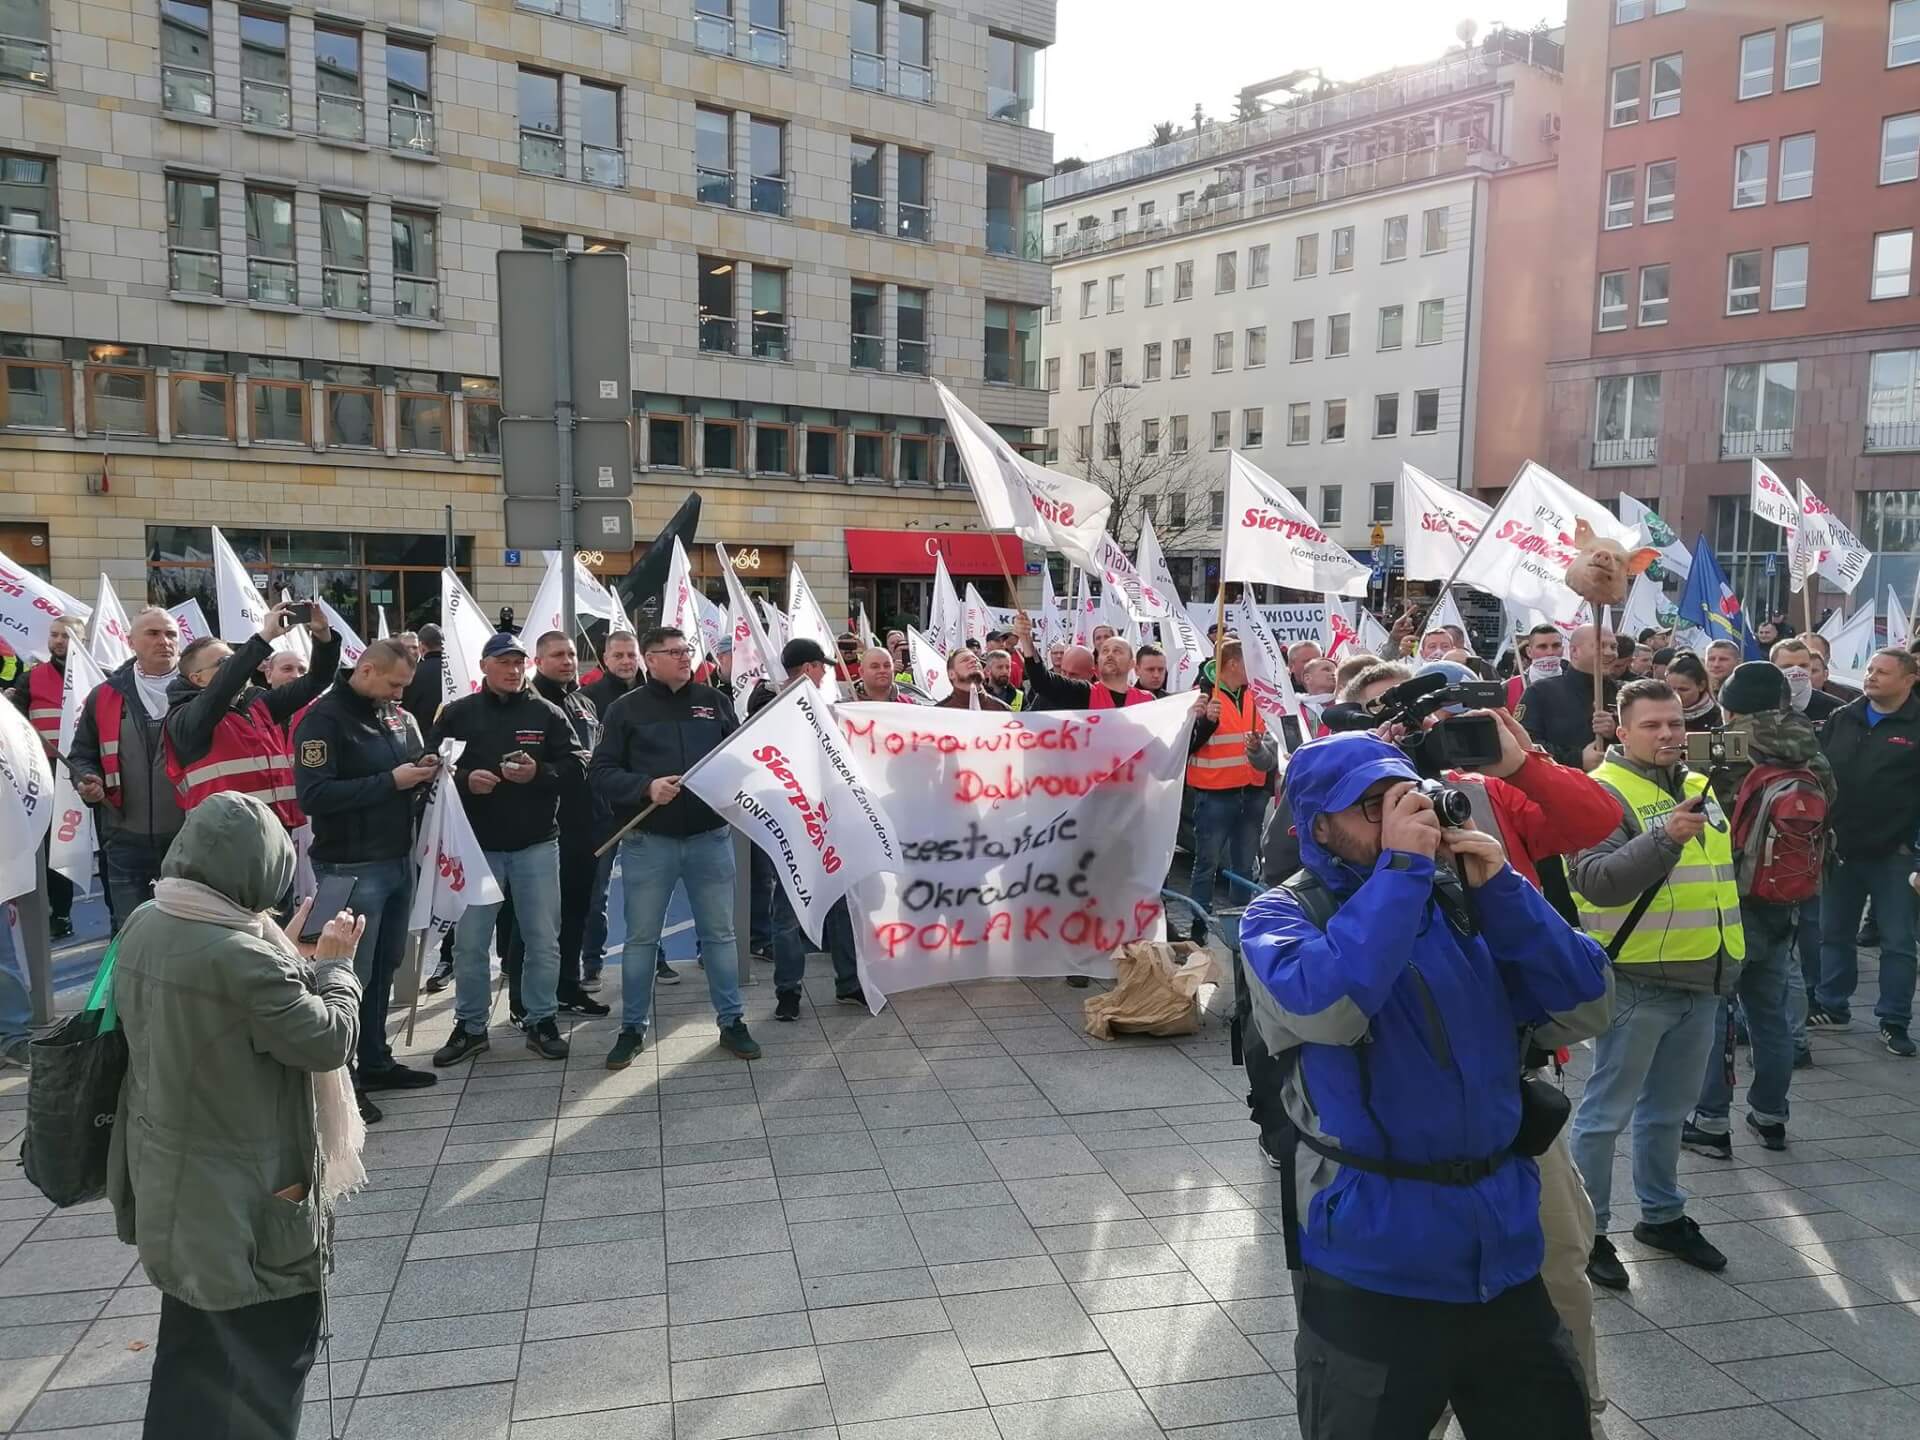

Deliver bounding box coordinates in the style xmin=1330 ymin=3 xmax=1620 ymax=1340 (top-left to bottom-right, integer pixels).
xmin=1357 ymin=794 xmax=1388 ymax=823
xmin=648 ymin=646 xmax=694 ymax=659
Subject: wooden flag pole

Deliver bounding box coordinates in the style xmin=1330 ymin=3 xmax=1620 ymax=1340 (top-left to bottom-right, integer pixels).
xmin=1801 ymin=574 xmax=1814 ymax=642
xmin=989 ymin=533 xmax=1032 ymax=625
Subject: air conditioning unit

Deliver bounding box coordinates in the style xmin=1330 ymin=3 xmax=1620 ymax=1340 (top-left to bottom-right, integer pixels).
xmin=1540 ymin=113 xmax=1561 ymax=143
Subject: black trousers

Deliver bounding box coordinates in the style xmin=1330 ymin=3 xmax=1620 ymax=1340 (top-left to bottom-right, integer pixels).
xmin=145 ymin=1290 xmax=323 ymax=1440
xmin=1295 ymin=1268 xmax=1588 ymax=1440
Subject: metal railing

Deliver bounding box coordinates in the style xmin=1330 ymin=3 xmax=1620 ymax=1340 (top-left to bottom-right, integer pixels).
xmin=695 ymin=13 xmax=733 ymax=55
xmin=752 ymin=319 xmax=788 ymax=360
xmin=749 ymin=173 xmax=787 ymax=215
xmin=1591 ymin=436 xmax=1658 ymax=467
xmin=1720 ymin=429 xmax=1792 ymax=460
xmin=1045 ymin=142 xmax=1483 ymax=259
xmin=579 ymin=0 xmax=622 ymax=26
xmin=583 ymin=143 xmax=625 ymax=187
xmin=390 ymin=105 xmax=435 ymax=153
xmin=699 ymin=316 xmax=736 ymax=353
xmin=317 ymin=92 xmax=363 ymax=141
xmin=1865 ymin=421 xmax=1920 ymax=453
xmin=851 ymin=48 xmax=884 ymax=91
xmin=241 ymin=77 xmax=291 ymax=129
xmin=697 ymin=167 xmax=735 ymax=206
xmin=897 ymin=200 xmax=929 ymax=241
xmin=851 ymin=334 xmax=883 ymax=370
xmin=0 ymin=230 xmax=59 ymax=278
xmin=162 ymin=63 xmax=214 ymax=116
xmin=395 ymin=277 xmax=439 ymax=321
xmin=323 ymin=266 xmax=370 ymax=311
xmin=247 ymin=257 xmax=297 ymax=304
xmin=899 ymin=60 xmax=933 ymax=101
xmin=747 ymin=24 xmax=788 ymax=66
xmin=897 ymin=338 xmax=928 ymax=375
xmin=851 ymin=193 xmax=883 ymax=232
xmin=169 ymin=248 xmax=220 ymax=294
xmin=0 ymin=32 xmax=52 ymax=85
xmin=520 ymin=129 xmax=564 ymax=176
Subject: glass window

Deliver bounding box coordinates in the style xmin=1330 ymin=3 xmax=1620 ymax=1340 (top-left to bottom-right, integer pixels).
xmin=1174 ymin=260 xmax=1193 ymax=299
xmin=248 ymin=356 xmax=305 ymax=444
xmin=696 ymin=107 xmax=733 ymax=205
xmin=1882 ymin=113 xmax=1920 ymax=184
xmin=755 ymin=420 xmax=792 ymax=475
xmin=396 ymin=372 xmax=448 ymax=455
xmin=165 ymin=174 xmax=219 ymax=296
xmin=1106 ymin=347 xmax=1123 ymax=383
xmin=314 ymin=26 xmax=362 ymax=141
xmin=1324 ymin=399 xmax=1346 ymax=442
xmin=698 ymin=254 xmax=736 ymax=352
xmin=1594 ymin=373 xmax=1661 ymax=461
xmin=1246 ymin=327 xmax=1266 ymax=367
xmin=1289 ymin=403 xmax=1310 ymax=445
xmin=1210 ymin=410 xmax=1230 ymax=450
xmin=1371 ymin=483 xmax=1394 ymax=524
xmin=1320 ymin=485 xmax=1342 ymax=522
xmin=1616 ymin=0 xmax=1645 ymax=21
xmin=1075 ymin=352 xmax=1093 ymax=389
xmin=983 ymin=301 xmax=1038 ymax=387
xmin=387 ymin=39 xmax=433 ymax=153
xmin=1771 ymin=244 xmax=1808 ymax=310
xmin=986 ymin=169 xmax=1024 ymax=256
xmin=1609 ymin=63 xmax=1640 ymax=126
xmin=1421 ymin=206 xmax=1448 ymax=254
xmin=1739 ymin=31 xmax=1775 ymax=99
xmin=1142 ymin=342 xmax=1160 ymax=380
xmin=1639 ymin=263 xmax=1669 ymax=325
xmin=850 ymin=0 xmax=882 ymax=88
xmin=1101 ymin=421 xmax=1120 ymax=459
xmin=1650 ymin=54 xmax=1682 ymax=118
xmin=896 ymin=287 xmax=927 ymax=375
xmin=1726 ymin=251 xmax=1762 ymax=313
xmin=393 ymin=210 xmax=438 ymax=321
xmin=1873 ymin=230 xmax=1914 ymax=299
xmin=1378 ymin=305 xmax=1403 ymax=350
xmin=1216 ymin=251 xmax=1236 ymax=292
xmin=1604 ymin=169 xmax=1634 ymax=229
xmin=320 ymin=197 xmax=368 ymax=312
xmin=1327 ymin=313 xmax=1350 ymax=358
xmin=751 ymin=266 xmax=787 ymax=359
xmin=1044 ymin=356 xmax=1060 ymax=391
xmin=898 ymin=149 xmax=930 ymax=239
xmin=167 ymin=350 xmax=230 ymax=441
xmin=899 ymin=7 xmax=931 ymax=96
xmin=322 ymin=363 xmax=379 ymax=448
xmin=83 ymin=345 xmax=154 ymax=436
xmin=987 ymin=33 xmax=1039 ymax=125
xmin=462 ymin=378 xmax=500 ymax=457
xmin=1735 ymin=142 xmax=1770 ymax=208
xmin=1140 ymin=418 xmax=1159 ymax=456
xmin=1779 ymin=135 xmax=1814 ymax=201
xmin=1331 ymin=227 xmax=1353 ymax=272
xmin=1172 ymin=338 xmax=1191 ymax=377
xmin=1413 ymin=389 xmax=1440 ymax=435
xmin=244 ymin=185 xmax=295 ymax=304
xmin=1294 ymin=233 xmax=1317 ymax=278
xmin=1291 ymin=318 xmax=1313 ymax=361
xmin=747 ymin=0 xmax=788 ymax=66
xmin=1417 ymin=299 xmax=1444 ymax=345
xmin=850 ymin=140 xmax=882 ymax=232
xmin=238 ymin=10 xmax=290 ymax=128
xmin=518 ymin=68 xmax=563 ymax=175
xmin=1785 ymin=20 xmax=1822 ymax=88
xmin=1724 ymin=361 xmax=1797 ymax=447
xmin=1048 ymin=285 xmax=1060 ymax=321
xmin=749 ymin=116 xmax=787 ymax=215
xmin=1373 ymin=393 xmax=1398 ymax=438
xmin=1898 ymin=0 xmax=1920 ymax=67
xmin=1249 ymin=244 xmax=1270 ymax=286
xmin=1145 ymin=266 xmax=1163 ymax=305
xmin=705 ymin=418 xmax=741 ymax=472
xmin=160 ymin=1 xmax=214 ymax=117
xmin=1645 ymin=159 xmax=1676 ymax=221
xmin=1212 ymin=332 xmax=1232 ymax=372
xmin=1868 ymin=349 xmax=1920 ymax=451
xmin=1166 ymin=485 xmax=1186 ymax=520
xmin=694 ymin=0 xmax=733 ymax=56
xmin=1079 ymin=280 xmax=1096 ymax=318
xmin=648 ymin=413 xmax=687 ymax=466
xmin=1382 ymin=214 xmax=1407 ymax=260
xmin=582 ymin=82 xmax=624 ymax=187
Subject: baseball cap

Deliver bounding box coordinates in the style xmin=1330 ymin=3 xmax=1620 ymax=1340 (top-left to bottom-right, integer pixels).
xmin=781 ymin=638 xmax=831 ymax=669
xmin=481 ymin=632 xmax=527 ymax=660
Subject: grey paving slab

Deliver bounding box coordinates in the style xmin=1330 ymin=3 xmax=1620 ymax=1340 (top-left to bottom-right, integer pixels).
xmin=343 ymin=1381 xmax=515 ymax=1440
xmin=668 ymin=1252 xmax=807 ymax=1325
xmin=1597 ymin=1331 xmax=1764 ymax=1419
xmin=1013 ymin=1051 xmax=1238 ymax=1114
xmin=991 ymin=1388 xmax=1165 ymax=1440
xmin=517 ymin=1330 xmax=672 ymax=1417
xmin=941 ymin=1284 xmax=1105 ymax=1364
xmin=1093 ymin=1302 xmax=1271 ymax=1386
xmin=817 ymin=1331 xmax=986 ymax=1422
xmin=1776 ymin=1387 xmax=1920 ymax=1438
xmin=905 ymin=1204 xmax=1045 ymax=1265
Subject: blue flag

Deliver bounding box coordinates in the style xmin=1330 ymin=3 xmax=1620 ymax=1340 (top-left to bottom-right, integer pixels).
xmin=1675 ymin=534 xmax=1763 ymax=660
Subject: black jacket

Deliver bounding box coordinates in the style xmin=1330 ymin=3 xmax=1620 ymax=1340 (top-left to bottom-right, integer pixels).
xmin=591 ymin=677 xmax=737 ymax=837
xmin=402 ymin=650 xmax=443 ymax=733
xmin=1518 ymin=666 xmax=1618 ymax=769
xmin=1820 ymin=691 xmax=1920 ymax=861
xmin=1023 ymin=651 xmax=1134 ymax=711
xmin=532 ymin=671 xmax=606 ymax=842
xmin=68 ymin=660 xmax=185 ymax=843
xmin=426 ymin=684 xmax=584 ymax=853
xmin=292 ymin=682 xmax=425 ymax=863
xmin=164 ymin=632 xmax=343 ymax=767
xmin=1802 ymin=687 xmax=1843 ymax=726
xmin=582 ymin=669 xmax=638 ymax=717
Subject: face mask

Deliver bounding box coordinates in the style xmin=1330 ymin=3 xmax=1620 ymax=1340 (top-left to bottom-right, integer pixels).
xmin=1527 ymin=656 xmax=1563 ymax=684
xmin=1784 ymin=667 xmax=1813 ymax=711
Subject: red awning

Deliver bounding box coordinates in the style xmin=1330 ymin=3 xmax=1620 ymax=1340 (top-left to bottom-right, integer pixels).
xmin=844 ymin=528 xmax=1025 ymax=577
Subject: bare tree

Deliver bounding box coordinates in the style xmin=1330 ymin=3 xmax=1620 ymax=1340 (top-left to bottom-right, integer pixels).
xmin=1067 ymin=389 xmax=1216 ymax=550
xmin=1150 ymin=121 xmax=1177 ymax=147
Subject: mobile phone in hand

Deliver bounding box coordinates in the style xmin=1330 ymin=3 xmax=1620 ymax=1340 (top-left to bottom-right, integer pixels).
xmin=284 ymin=601 xmax=314 ymax=623
xmin=299 ymin=874 xmax=359 ymax=943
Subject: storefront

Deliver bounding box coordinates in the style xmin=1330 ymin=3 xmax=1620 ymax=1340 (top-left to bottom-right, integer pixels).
xmin=616 ymin=540 xmax=790 ymax=616
xmin=845 ymin=528 xmax=1025 ymax=634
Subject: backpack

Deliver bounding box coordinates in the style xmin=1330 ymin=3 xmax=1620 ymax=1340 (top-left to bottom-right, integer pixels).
xmin=1728 ymin=763 xmax=1828 ymax=904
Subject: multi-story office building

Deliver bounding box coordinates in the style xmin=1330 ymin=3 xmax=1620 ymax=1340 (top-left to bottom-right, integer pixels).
xmin=1528 ymin=0 xmax=1920 ymax=615
xmin=0 ymin=0 xmax=1054 ymax=635
xmin=1039 ymin=30 xmax=1562 ymax=597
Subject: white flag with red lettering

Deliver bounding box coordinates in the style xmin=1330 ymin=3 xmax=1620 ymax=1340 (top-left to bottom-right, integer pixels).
xmin=788 ymin=562 xmax=839 ymax=659
xmin=720 ymin=543 xmax=784 ymax=720
xmin=928 ymin=550 xmax=964 ymax=654
xmin=1793 ymin=479 xmax=1871 ymax=596
xmin=908 ymin=626 xmax=952 ymax=701
xmin=1223 ymin=452 xmax=1371 ymax=596
xmin=88 ymin=574 xmax=134 ymax=670
xmin=49 ymin=640 xmax=109 ymax=895
xmin=1453 ymin=462 xmax=1638 ymax=620
xmin=935 ymin=380 xmax=1113 ymax=570
xmin=0 ymin=557 xmax=87 ymax=664
xmin=409 ymin=744 xmax=504 ymax=937
xmin=1398 ymin=464 xmax=1492 ymax=583
xmin=439 ymin=568 xmax=494 ymax=704
xmin=316 ymin=598 xmax=366 ymax=668
xmin=0 ymin=700 xmax=54 ymax=904
xmin=1071 ymin=570 xmax=1095 ymax=648
xmin=1750 ymin=459 xmax=1801 ymax=532
xmin=168 ymin=598 xmax=210 ymax=646
xmin=1234 ymin=600 xmax=1303 ymax=756
xmin=682 ymin=678 xmax=900 ymax=948
xmin=963 ymin=584 xmax=992 ymax=646
xmin=663 ymin=539 xmax=708 ymax=669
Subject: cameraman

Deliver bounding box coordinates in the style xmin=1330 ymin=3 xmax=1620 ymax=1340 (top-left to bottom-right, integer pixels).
xmin=1241 ymin=733 xmax=1609 ymax=1436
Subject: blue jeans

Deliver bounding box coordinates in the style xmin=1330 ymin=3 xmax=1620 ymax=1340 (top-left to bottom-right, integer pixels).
xmin=580 ymin=847 xmax=615 ymax=978
xmin=452 ymin=840 xmax=562 ymax=1033
xmin=102 ymin=831 xmax=173 ymax=934
xmin=314 ymin=857 xmax=412 ymax=1074
xmin=1188 ymin=786 xmax=1264 ymax=916
xmin=1818 ymin=852 xmax=1920 ymax=1027
xmin=1570 ymin=975 xmax=1722 ymax=1229
xmin=774 ymin=894 xmax=861 ymax=999
xmin=0 ymin=913 xmax=30 ymax=1056
xmin=619 ymin=828 xmax=742 ymax=1033
xmin=1695 ymin=902 xmax=1794 ymax=1131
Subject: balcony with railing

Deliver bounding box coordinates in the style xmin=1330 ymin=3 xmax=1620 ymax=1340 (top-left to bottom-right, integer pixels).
xmin=520 ymin=125 xmax=564 ymax=176
xmin=851 ymin=48 xmax=884 ymax=91
xmin=0 ymin=31 xmax=52 ymax=85
xmin=1046 ymin=142 xmax=1486 ymax=260
xmin=697 ymin=166 xmax=734 ymax=207
xmin=390 ymin=104 xmax=435 ymax=154
xmin=699 ymin=315 xmax=736 ymax=353
xmin=1591 ymin=436 xmax=1657 ymax=467
xmin=163 ymin=63 xmax=215 ymax=117
xmin=0 ymin=228 xmax=59 ymax=278
xmin=247 ymin=257 xmax=297 ymax=304
xmin=747 ymin=23 xmax=788 ymax=66
xmin=851 ymin=332 xmax=883 ymax=370
xmin=583 ymin=143 xmax=625 ymax=187
xmin=169 ymin=247 xmax=220 ymax=295
xmin=1720 ymin=429 xmax=1792 ymax=460
xmin=749 ymin=172 xmax=787 ymax=216
xmin=898 ymin=200 xmax=930 ymax=241
xmin=1866 ymin=421 xmax=1920 ymax=453
xmin=899 ymin=60 xmax=933 ymax=101
xmin=695 ymin=12 xmax=733 ymax=54
xmin=323 ymin=265 xmax=370 ymax=312
xmin=898 ymin=337 xmax=928 ymax=375
xmin=396 ymin=277 xmax=440 ymax=322
xmin=317 ymin=91 xmax=364 ymax=142
xmin=751 ymin=316 xmax=787 ymax=361
xmin=241 ymin=77 xmax=291 ymax=129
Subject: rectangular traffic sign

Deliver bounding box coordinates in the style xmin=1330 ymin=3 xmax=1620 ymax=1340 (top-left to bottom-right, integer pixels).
xmin=500 ymin=418 xmax=633 ymax=499
xmin=504 ymin=498 xmax=633 ymax=551
xmin=497 ymin=251 xmax=560 ymax=419
xmin=567 ymin=253 xmax=631 ymax=421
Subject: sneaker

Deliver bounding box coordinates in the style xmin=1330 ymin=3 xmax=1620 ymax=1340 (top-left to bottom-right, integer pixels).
xmin=1258 ymin=1132 xmax=1286 ymax=1170
xmin=359 ymin=1062 xmax=437 ymax=1092
xmin=1805 ymin=1004 xmax=1850 ymax=1029
xmin=606 ymin=1027 xmax=646 ymax=1070
xmin=579 ymin=968 xmax=603 ymax=994
xmin=0 ymin=1040 xmax=31 ymax=1071
xmin=525 ymin=1018 xmax=570 ymax=1061
xmin=1586 ymin=1235 xmax=1630 ymax=1291
xmin=774 ymin=991 xmax=801 ymax=1022
xmin=1681 ymin=1120 xmax=1732 ymax=1160
xmin=49 ymin=916 xmax=73 ymax=940
xmin=718 ymin=1020 xmax=762 ymax=1060
xmin=836 ymin=989 xmax=867 ymax=1009
xmin=1859 ymin=923 xmax=1882 ymax=948
xmin=1066 ymin=976 xmax=1091 ymax=989
xmin=1793 ymin=1048 xmax=1815 ymax=1070
xmin=355 ymin=1090 xmax=383 ymax=1126
xmin=751 ymin=948 xmax=775 ymax=966
xmin=655 ymin=958 xmax=681 ymax=985
xmin=1634 ymin=1215 xmax=1727 ymax=1272
xmin=557 ymin=990 xmax=611 ymax=1017
xmin=424 ymin=957 xmax=454 ymax=994
xmin=432 ymin=1025 xmax=490 ymax=1068
xmin=1882 ymin=1024 xmax=1918 ymax=1058
xmin=1745 ymin=1113 xmax=1788 ymax=1151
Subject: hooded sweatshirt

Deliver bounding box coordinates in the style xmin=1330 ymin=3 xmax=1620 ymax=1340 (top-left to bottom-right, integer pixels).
xmin=1238 ymin=734 xmax=1610 ymax=1304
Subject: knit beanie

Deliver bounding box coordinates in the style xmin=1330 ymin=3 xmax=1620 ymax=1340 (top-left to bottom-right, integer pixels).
xmin=1717 ymin=661 xmax=1788 ymax=716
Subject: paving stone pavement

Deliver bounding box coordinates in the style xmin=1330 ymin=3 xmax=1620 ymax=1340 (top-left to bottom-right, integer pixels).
xmin=5 ymin=949 xmax=1920 ymax=1440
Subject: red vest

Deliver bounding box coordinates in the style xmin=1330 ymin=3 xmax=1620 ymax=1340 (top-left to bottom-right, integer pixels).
xmin=1088 ymin=682 xmax=1154 ymax=709
xmin=164 ymin=696 xmax=305 ymax=829
xmin=93 ymin=685 xmax=127 ymax=809
xmin=25 ymin=661 xmax=62 ymax=755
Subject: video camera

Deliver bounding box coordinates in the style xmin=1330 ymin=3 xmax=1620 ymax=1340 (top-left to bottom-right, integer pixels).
xmin=1318 ymin=672 xmax=1509 ymax=824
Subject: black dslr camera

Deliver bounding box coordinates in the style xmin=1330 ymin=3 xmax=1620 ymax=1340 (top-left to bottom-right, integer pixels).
xmin=1319 ymin=672 xmax=1509 ymax=826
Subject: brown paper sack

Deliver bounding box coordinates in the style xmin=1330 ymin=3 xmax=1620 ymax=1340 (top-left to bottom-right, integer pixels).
xmin=1083 ymin=941 xmax=1223 ymax=1040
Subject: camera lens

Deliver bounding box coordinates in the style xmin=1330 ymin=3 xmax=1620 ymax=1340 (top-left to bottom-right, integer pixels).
xmin=1416 ymin=778 xmax=1473 ymax=828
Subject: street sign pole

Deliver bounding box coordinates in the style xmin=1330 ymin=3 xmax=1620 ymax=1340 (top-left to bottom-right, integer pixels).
xmin=552 ymin=252 xmax=577 ymax=637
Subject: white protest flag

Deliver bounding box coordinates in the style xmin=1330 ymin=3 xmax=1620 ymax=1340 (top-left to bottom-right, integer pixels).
xmin=1827 ymin=601 xmax=1877 ymax=686
xmin=787 ymin=561 xmax=839 ymax=659
xmin=758 ymin=597 xmax=791 ymax=657
xmin=934 ymin=379 xmax=1113 ymax=569
xmin=1795 ymin=480 xmax=1871 ymax=596
xmin=520 ymin=551 xmax=624 ymax=648
xmin=1356 ymin=608 xmax=1392 ymax=656
xmin=570 ymin=555 xmax=620 ymax=623
xmin=1618 ymin=494 xmax=1690 ymax=581
xmin=376 ymin=608 xmax=391 ymax=641
xmin=1425 ymin=590 xmax=1474 ymax=654
xmin=1750 ymin=459 xmax=1801 ymax=532
xmin=168 ymin=598 xmax=210 ymax=645
xmin=49 ymin=639 xmax=109 ymax=896
xmin=927 ymin=550 xmax=964 ymax=654
xmin=907 ymin=626 xmax=952 ymax=700
xmin=88 ymin=574 xmax=134 ymax=669
xmin=315 ymin=597 xmax=365 ymax=668
xmin=660 ymin=539 xmax=707 ymax=668
xmin=1223 ymin=452 xmax=1371 ymax=596
xmin=1888 ymin=586 xmax=1912 ymax=650
xmin=0 ymin=555 xmax=87 ymax=663
xmin=962 ymin=583 xmax=991 ymax=646
xmin=683 ymin=678 xmax=900 ymax=948
xmin=719 ymin=544 xmax=785 ymax=720
xmin=835 ymin=695 xmax=1198 ymax=999
xmin=1621 ymin=571 xmax=1667 ymax=640
xmin=0 ymin=700 xmax=55 ymax=903
xmin=408 ymin=748 xmax=504 ymax=937
xmin=1095 ymin=532 xmax=1167 ymax=620
xmin=1323 ymin=598 xmax=1361 ymax=660
xmin=856 ymin=602 xmax=880 ymax=652
xmin=1096 ymin=579 xmax=1134 ymax=639
xmin=1138 ymin=516 xmax=1208 ymax=692
xmin=210 ymin=526 xmax=273 ymax=644
xmin=1071 ymin=570 xmax=1095 ymax=647
xmin=1454 ymin=461 xmax=1638 ymax=621
xmin=519 ymin=555 xmax=566 ymax=647
xmin=1234 ymin=600 xmax=1303 ymax=755
xmin=1399 ymin=464 xmax=1492 ymax=583
xmin=439 ymin=567 xmax=493 ymax=704
xmin=692 ymin=590 xmax=728 ymax=660
xmin=1132 ymin=515 xmax=1183 ymax=623
xmin=1037 ymin=565 xmax=1063 ymax=651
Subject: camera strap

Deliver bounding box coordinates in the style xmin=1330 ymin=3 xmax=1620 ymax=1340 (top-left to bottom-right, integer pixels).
xmin=1604 ymin=881 xmax=1665 ymax=962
